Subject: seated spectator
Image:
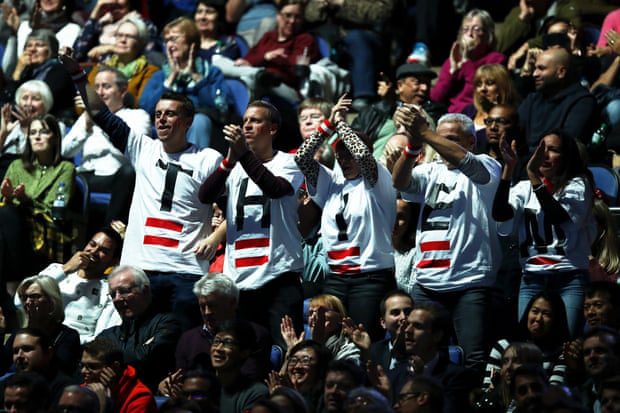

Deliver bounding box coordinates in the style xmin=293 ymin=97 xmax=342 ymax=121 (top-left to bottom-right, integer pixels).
xmin=35 ymin=227 xmax=123 ymax=343
xmin=0 ymin=114 xmax=74 ymax=288
xmin=590 ymin=200 xmax=620 ymax=282
xmin=270 ymin=386 xmax=310 ymax=413
xmin=63 ymin=67 xmax=149 ymax=224
xmin=9 ymin=275 xmax=83 ymax=376
xmin=344 ymin=387 xmax=394 ymax=413
xmin=478 ymin=342 xmax=543 ymax=412
xmin=3 ymin=29 xmax=75 ymax=118
xmin=86 ymin=16 xmax=160 ymax=107
xmin=483 ymin=292 xmax=570 ymax=389
xmin=57 ymin=385 xmax=101 ymax=413
xmin=97 ymin=266 xmax=182 ymax=391
xmin=387 ymin=302 xmax=480 ymax=413
xmin=295 ymin=96 xmax=397 ymax=341
xmin=171 ymin=272 xmax=270 ymax=380
xmin=194 ymin=0 xmax=241 ymax=63
xmin=583 ymin=282 xmax=620 ymax=330
xmin=304 ymin=0 xmax=395 ymax=112
xmin=574 ymin=327 xmax=620 ymax=411
xmin=483 ymin=103 xmax=521 ymax=162
xmin=352 ymin=62 xmax=440 ymax=159
xmin=214 ymin=0 xmax=320 ymax=103
xmin=277 ymin=340 xmax=331 ymax=413
xmin=320 ymin=359 xmax=365 ymax=413
xmin=211 ymin=319 xmax=269 ymax=412
xmin=517 ymin=48 xmax=597 ymax=152
xmin=493 ymin=129 xmax=595 ymax=336
xmin=0 ymin=79 xmax=60 ymax=179
xmin=369 ymin=290 xmax=413 ymax=371
xmin=393 ymin=375 xmax=444 ymax=413
xmin=510 ymin=364 xmax=548 ymax=413
xmin=162 ymin=368 xmax=220 ymax=411
xmin=72 ymin=0 xmax=158 ymax=63
xmin=80 ymin=337 xmax=157 ymax=413
xmin=283 ymin=294 xmax=360 ymax=363
xmin=462 ymin=64 xmax=519 ymax=149
xmin=2 ymin=371 xmax=51 ymax=413
xmin=430 ymin=9 xmax=505 ymax=114
xmin=2 ymin=328 xmax=79 ymax=404
xmin=139 ymin=17 xmax=231 ymax=149
xmin=599 ymin=376 xmax=620 ymax=413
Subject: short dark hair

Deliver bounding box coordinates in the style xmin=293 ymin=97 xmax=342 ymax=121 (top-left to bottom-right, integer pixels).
xmin=509 ymin=364 xmax=547 ymax=396
xmin=586 ymin=282 xmax=620 ymax=310
xmin=583 ymin=326 xmax=620 ymax=356
xmin=247 ymin=100 xmax=281 ymax=128
xmin=83 ymin=337 xmax=125 ymax=365
xmin=490 ymin=103 xmax=519 ymax=125
xmin=93 ymin=227 xmax=123 ymax=259
xmin=412 ymin=301 xmax=451 ymax=345
xmin=404 ymin=376 xmax=444 ymax=412
xmin=160 ymin=91 xmax=195 ymax=118
xmin=4 ymin=371 xmax=50 ymax=408
xmin=326 ymin=359 xmax=366 ymax=387
xmin=15 ymin=328 xmax=52 ymax=351
xmin=183 ymin=368 xmax=220 ymax=402
xmin=288 ymin=340 xmax=332 ymax=384
xmin=379 ymin=289 xmax=413 ymax=318
xmin=277 ymin=0 xmax=305 ymax=11
xmin=217 ymin=319 xmax=256 ymax=352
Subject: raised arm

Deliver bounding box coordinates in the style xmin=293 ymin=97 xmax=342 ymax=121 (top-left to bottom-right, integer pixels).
xmin=493 ymin=137 xmax=517 ymax=222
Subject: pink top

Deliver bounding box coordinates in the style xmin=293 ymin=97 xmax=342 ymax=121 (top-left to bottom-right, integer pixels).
xmin=430 ymin=51 xmax=506 ymax=113
xmin=597 ymin=9 xmax=620 ymax=48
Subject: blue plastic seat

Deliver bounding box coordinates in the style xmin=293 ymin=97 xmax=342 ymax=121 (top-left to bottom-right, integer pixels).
xmin=225 ymin=78 xmax=250 ymax=117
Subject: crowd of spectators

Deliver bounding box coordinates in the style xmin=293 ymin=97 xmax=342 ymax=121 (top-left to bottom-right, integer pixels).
xmin=2 ymin=0 xmax=620 ymax=412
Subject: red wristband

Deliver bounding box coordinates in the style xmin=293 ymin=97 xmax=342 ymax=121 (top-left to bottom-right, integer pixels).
xmin=404 ymin=143 xmax=422 ymax=158
xmin=218 ymin=158 xmax=234 ymax=173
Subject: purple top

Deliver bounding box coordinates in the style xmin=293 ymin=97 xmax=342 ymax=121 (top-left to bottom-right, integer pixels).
xmin=430 ymin=51 xmax=506 ymax=113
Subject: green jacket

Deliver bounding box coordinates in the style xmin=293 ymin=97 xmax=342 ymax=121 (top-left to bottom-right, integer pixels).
xmin=3 ymin=159 xmax=75 ymax=212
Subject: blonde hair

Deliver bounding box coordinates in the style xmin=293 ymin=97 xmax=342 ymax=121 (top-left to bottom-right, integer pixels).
xmin=309 ymin=294 xmax=347 ymax=336
xmin=163 ymin=17 xmax=201 ymax=54
xmin=592 ymin=199 xmax=620 ymax=275
xmin=473 ymin=64 xmax=519 ymax=114
xmin=17 ymin=275 xmax=65 ymax=324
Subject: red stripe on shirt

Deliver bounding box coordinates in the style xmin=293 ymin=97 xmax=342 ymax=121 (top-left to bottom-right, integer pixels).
xmin=327 ymin=247 xmax=361 ymax=260
xmin=329 ymin=264 xmax=361 ymax=274
xmin=235 ymin=238 xmax=270 ymax=250
xmin=145 ymin=217 xmax=183 ymax=232
xmin=420 ymin=241 xmax=450 ymax=252
xmin=416 ymin=259 xmax=451 ymax=269
xmin=527 ymin=256 xmax=561 ymax=265
xmin=144 ymin=235 xmax=179 ymax=248
xmin=235 ymin=256 xmax=269 ymax=267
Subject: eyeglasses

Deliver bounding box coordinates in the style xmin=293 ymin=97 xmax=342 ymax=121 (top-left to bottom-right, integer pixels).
xmin=288 ymin=355 xmax=315 ymax=366
xmin=109 ymin=286 xmax=137 ymax=298
xmin=395 ymin=391 xmax=421 ymax=405
xmin=212 ymin=337 xmax=239 ymax=348
xmin=164 ymin=35 xmax=182 ymax=43
xmin=483 ymin=117 xmax=511 ymax=126
xmin=299 ymin=113 xmax=323 ymax=122
xmin=79 ymin=361 xmax=105 ymax=371
xmin=22 ymin=293 xmax=45 ymax=302
xmin=461 ymin=25 xmax=485 ymax=34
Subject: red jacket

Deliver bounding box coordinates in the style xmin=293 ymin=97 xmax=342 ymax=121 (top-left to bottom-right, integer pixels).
xmin=112 ymin=365 xmax=157 ymax=413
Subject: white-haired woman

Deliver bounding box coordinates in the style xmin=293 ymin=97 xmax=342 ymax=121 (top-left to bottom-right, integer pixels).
xmin=2 ymin=275 xmax=81 ymax=374
xmin=430 ymin=9 xmax=506 ymax=113
xmin=86 ymin=15 xmax=160 ymax=105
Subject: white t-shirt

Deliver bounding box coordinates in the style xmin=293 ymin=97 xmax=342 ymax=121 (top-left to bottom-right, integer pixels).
xmin=62 ymin=108 xmax=151 ymax=176
xmin=309 ymin=163 xmax=396 ymax=274
xmin=499 ymin=177 xmax=595 ymax=273
xmin=402 ymin=153 xmax=502 ymax=291
xmin=120 ymin=128 xmax=222 ymax=275
xmin=223 ymin=151 xmax=304 ymax=289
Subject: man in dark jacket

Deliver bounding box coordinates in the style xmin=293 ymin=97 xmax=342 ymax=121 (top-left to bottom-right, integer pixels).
xmin=97 ymin=266 xmax=181 ymax=391
xmin=518 ymin=47 xmax=597 ymax=153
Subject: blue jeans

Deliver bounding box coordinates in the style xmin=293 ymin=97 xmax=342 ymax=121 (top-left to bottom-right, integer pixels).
xmin=146 ymin=271 xmax=203 ymax=331
xmin=518 ymin=271 xmax=587 ymax=339
xmin=186 ymin=113 xmax=213 ymax=149
xmin=412 ymin=284 xmax=490 ymax=372
xmin=342 ymin=29 xmax=382 ymax=98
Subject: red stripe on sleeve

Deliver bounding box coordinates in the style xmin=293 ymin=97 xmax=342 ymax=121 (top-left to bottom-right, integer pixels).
xmin=327 ymin=247 xmax=361 ymax=260
xmin=235 ymin=238 xmax=271 ymax=250
xmin=143 ymin=235 xmax=180 ymax=248
xmin=329 ymin=264 xmax=362 ymax=274
xmin=145 ymin=217 xmax=184 ymax=232
xmin=416 ymin=259 xmax=451 ymax=269
xmin=420 ymin=241 xmax=450 ymax=252
xmin=527 ymin=256 xmax=561 ymax=266
xmin=235 ymin=256 xmax=269 ymax=268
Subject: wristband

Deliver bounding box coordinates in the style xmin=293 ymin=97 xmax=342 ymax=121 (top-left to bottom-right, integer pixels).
xmin=218 ymin=158 xmax=234 ymax=173
xmin=71 ymin=70 xmax=88 ymax=83
xmin=404 ymin=143 xmax=422 ymax=159
xmin=317 ymin=119 xmax=334 ymax=136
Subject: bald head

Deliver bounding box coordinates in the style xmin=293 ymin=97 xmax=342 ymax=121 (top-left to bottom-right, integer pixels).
xmin=533 ymin=48 xmax=569 ymax=92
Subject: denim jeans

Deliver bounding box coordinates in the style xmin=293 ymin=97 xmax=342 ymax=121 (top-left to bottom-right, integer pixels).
xmin=341 ymin=29 xmax=382 ymax=98
xmin=147 ymin=271 xmax=203 ymax=331
xmin=412 ymin=284 xmax=490 ymax=372
xmin=518 ymin=271 xmax=587 ymax=339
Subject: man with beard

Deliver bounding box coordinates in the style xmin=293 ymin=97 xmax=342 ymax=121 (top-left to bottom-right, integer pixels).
xmin=518 ymin=47 xmax=596 ymax=154
xmin=575 ymin=327 xmax=620 ymax=411
xmin=36 ymin=227 xmax=123 ymax=343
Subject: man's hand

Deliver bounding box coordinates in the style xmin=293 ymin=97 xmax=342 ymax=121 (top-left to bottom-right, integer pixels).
xmin=391 ymin=319 xmax=408 ymax=358
xmin=328 ymin=94 xmax=352 ymax=125
xmin=499 ymin=135 xmax=518 ymax=180
xmin=223 ymin=124 xmax=249 ymax=161
xmin=508 ymin=42 xmax=529 ymax=71
xmin=85 ymin=383 xmax=109 ymax=413
xmin=526 ymin=138 xmax=545 ymax=180
xmin=366 ymin=361 xmax=391 ymax=400
xmin=342 ymin=317 xmax=371 ymax=353
xmin=59 ymin=47 xmax=83 ymax=75
xmin=393 ymin=105 xmax=426 ymax=147
xmin=192 ymin=233 xmax=219 ymax=260
xmin=63 ymin=251 xmax=92 ymax=274
xmin=521 ymin=47 xmax=542 ymax=77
